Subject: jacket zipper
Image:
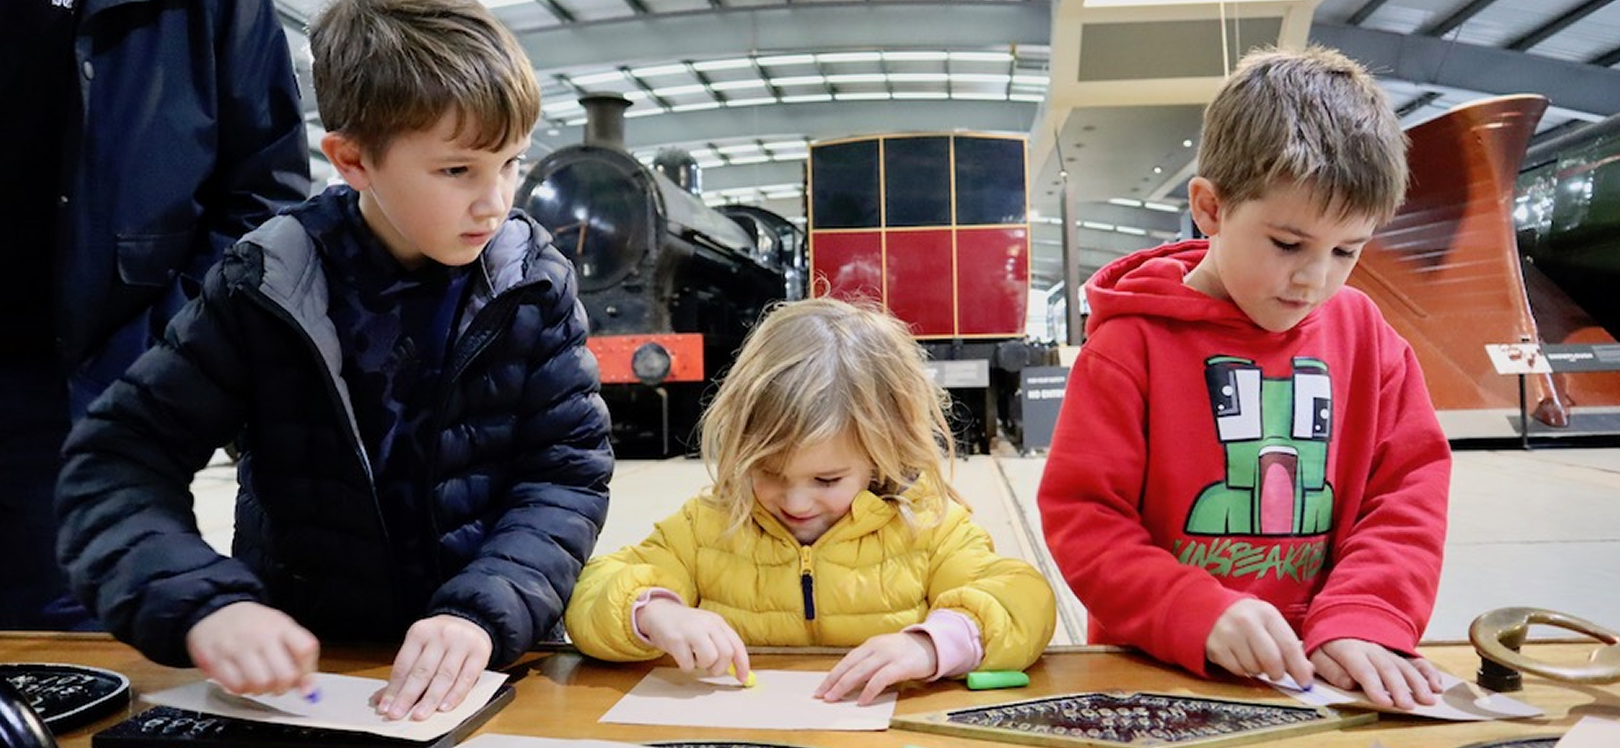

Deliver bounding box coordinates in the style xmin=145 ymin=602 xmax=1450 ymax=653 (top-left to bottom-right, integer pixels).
xmin=422 ymin=286 xmax=525 ymax=579
xmin=242 ymin=287 xmax=389 ymax=550
xmin=799 ymin=545 xmax=816 ymax=621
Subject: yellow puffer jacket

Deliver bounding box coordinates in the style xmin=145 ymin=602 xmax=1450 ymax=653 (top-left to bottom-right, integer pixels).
xmin=565 ymin=487 xmax=1056 ymax=671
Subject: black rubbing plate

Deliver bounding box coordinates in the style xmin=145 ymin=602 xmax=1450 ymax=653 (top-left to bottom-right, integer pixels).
xmin=91 ymin=683 xmax=513 ymax=748
xmin=1 ymin=663 xmax=132 ymax=733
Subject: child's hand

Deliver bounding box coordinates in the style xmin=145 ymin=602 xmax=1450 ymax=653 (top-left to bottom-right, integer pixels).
xmin=185 ymin=601 xmax=320 ymax=697
xmin=814 ymin=631 xmax=936 ymax=705
xmin=1204 ymin=599 xmax=1314 ymax=688
xmin=1310 ymin=638 xmax=1443 ymax=710
xmin=638 ymin=598 xmax=750 ymax=680
xmin=375 ymin=614 xmax=493 ymax=721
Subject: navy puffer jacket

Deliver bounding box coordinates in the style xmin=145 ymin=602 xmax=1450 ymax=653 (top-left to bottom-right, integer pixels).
xmin=56 ymin=211 xmax=613 ymax=668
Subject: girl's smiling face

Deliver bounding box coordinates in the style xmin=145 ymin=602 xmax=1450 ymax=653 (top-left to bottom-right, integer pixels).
xmin=750 ymin=431 xmax=873 ymax=545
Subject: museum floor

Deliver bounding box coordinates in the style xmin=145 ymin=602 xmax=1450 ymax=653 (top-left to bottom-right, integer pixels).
xmin=189 ymin=445 xmax=1620 ymax=647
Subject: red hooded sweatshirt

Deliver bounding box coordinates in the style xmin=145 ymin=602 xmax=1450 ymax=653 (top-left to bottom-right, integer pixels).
xmin=1038 ymin=240 xmax=1450 ymax=676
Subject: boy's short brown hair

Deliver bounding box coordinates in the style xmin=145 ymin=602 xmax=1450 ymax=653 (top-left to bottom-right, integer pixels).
xmin=1198 ymin=45 xmax=1408 ymax=223
xmin=310 ymin=0 xmax=540 ymax=159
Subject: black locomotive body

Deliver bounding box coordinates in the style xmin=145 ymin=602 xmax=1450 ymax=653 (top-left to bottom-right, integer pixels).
xmin=519 ymin=95 xmax=799 ymax=455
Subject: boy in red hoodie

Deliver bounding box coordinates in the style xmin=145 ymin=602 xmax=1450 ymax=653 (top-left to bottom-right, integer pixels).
xmin=1037 ymin=45 xmax=1451 ymax=710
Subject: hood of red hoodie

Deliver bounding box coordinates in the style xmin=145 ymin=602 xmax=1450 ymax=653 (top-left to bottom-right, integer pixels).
xmin=1085 ymin=239 xmax=1297 ymax=337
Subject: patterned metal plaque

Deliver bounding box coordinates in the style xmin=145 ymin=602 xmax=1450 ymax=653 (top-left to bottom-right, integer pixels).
xmin=1455 ymin=738 xmax=1561 ymax=748
xmin=647 ymin=742 xmax=811 ymax=748
xmin=891 ymin=690 xmax=1375 ymax=748
xmin=0 ymin=663 xmax=131 ymax=732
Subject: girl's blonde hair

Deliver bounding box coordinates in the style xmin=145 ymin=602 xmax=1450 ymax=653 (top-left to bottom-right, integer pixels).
xmin=698 ymin=297 xmax=962 ymax=530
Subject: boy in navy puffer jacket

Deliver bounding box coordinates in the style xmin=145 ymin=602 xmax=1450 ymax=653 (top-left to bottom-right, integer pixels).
xmin=55 ymin=0 xmax=611 ymax=722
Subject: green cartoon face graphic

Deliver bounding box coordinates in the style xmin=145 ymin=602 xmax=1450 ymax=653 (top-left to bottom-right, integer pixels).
xmin=1185 ymin=356 xmax=1334 ymax=536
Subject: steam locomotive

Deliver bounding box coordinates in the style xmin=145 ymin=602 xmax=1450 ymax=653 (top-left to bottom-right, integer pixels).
xmin=519 ymin=95 xmax=802 ymax=455
xmin=1517 ymin=110 xmax=1620 ymax=340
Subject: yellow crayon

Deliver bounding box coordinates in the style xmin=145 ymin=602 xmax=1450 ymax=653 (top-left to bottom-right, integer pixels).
xmin=726 ymin=663 xmax=757 ymax=688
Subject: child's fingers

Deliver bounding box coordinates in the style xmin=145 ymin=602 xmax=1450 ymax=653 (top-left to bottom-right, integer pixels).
xmin=1370 ymin=655 xmax=1414 ymax=710
xmin=857 ymin=662 xmax=907 ymax=706
xmin=818 ymin=648 xmax=875 ymax=701
xmin=435 ymin=649 xmax=488 ymax=713
xmin=689 ymin=633 xmax=724 ymax=675
xmin=1402 ymin=658 xmax=1440 ymax=707
xmin=666 ymin=644 xmax=696 ymax=673
xmin=725 ymin=631 xmax=751 ymax=684
xmin=1310 ymin=649 xmax=1354 ymax=690
xmin=410 ymin=653 xmax=467 ymax=721
xmin=814 ymin=651 xmax=858 ymax=698
xmin=207 ymin=657 xmax=246 ymax=695
xmin=1266 ymin=620 xmax=1314 ymax=688
xmin=1412 ymin=657 xmax=1445 ymax=693
xmin=384 ymin=640 xmax=443 ymax=720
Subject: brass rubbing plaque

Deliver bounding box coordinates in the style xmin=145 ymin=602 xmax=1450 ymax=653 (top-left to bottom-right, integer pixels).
xmin=891 ymin=690 xmax=1376 ymax=748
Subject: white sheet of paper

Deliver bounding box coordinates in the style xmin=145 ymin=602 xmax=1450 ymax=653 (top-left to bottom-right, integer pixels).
xmin=141 ymin=670 xmax=507 ymax=741
xmin=1556 ymin=717 xmax=1620 ymax=747
xmin=461 ymin=735 xmax=648 ymax=748
xmin=1265 ymin=670 xmax=1542 ymax=721
xmin=598 ymin=668 xmax=895 ymax=731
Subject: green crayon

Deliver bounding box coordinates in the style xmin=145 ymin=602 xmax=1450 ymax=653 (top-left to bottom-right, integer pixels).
xmin=966 ymin=670 xmax=1030 ymax=690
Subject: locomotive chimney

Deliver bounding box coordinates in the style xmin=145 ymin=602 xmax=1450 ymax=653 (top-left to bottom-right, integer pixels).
xmin=580 ymin=93 xmax=631 ymax=151
xmin=653 ymin=148 xmax=702 ymax=195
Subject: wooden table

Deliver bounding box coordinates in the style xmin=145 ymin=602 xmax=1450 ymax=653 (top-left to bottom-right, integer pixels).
xmin=6 ymin=633 xmax=1617 ymax=747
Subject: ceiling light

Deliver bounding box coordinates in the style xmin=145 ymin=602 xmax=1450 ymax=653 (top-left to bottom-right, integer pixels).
xmin=758 ymin=54 xmax=816 ymax=66
xmin=571 ymin=71 xmax=626 ymax=86
xmin=781 ymin=93 xmax=833 ymax=104
xmin=724 ymin=97 xmax=777 ymax=108
xmin=949 ymin=52 xmax=1013 ymax=62
xmin=1144 ymin=201 xmax=1181 ymax=213
xmin=826 ymin=74 xmax=887 ymax=84
xmin=769 ymin=75 xmax=827 ymax=87
xmin=1108 ymin=198 xmax=1143 ymax=208
xmin=652 ymin=84 xmax=707 ymax=97
xmin=717 ymin=144 xmax=760 ymax=154
xmin=817 ymin=52 xmax=883 ymax=64
xmin=631 ymin=64 xmax=689 ymax=78
xmin=670 ymin=102 xmax=722 ymax=113
xmin=693 ymin=58 xmax=755 ymax=72
xmin=883 ymin=51 xmax=949 ymax=62
xmin=710 ymin=79 xmax=766 ymax=91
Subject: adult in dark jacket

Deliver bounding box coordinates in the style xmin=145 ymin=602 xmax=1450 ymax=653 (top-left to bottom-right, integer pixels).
xmin=57 ymin=0 xmax=612 ymax=722
xmin=0 ymin=0 xmax=310 ymax=629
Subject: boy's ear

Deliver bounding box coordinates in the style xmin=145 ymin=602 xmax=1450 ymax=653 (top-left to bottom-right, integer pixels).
xmin=320 ymin=132 xmax=371 ymax=191
xmin=1187 ymin=176 xmax=1222 ymax=237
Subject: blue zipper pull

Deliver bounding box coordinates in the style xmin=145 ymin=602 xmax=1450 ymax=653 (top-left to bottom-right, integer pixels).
xmin=799 ymin=546 xmax=816 ymax=620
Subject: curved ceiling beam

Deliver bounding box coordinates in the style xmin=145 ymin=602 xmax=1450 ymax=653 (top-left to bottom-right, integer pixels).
xmin=1312 ymin=22 xmax=1620 ymax=117
xmin=517 ymin=2 xmax=1051 ymax=72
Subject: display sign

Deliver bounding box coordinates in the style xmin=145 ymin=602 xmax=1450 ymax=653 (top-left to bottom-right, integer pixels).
xmin=1020 ymin=366 xmax=1069 ymax=452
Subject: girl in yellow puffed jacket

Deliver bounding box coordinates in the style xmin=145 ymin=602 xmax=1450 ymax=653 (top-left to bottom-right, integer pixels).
xmin=564 ymin=297 xmax=1056 ymax=705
